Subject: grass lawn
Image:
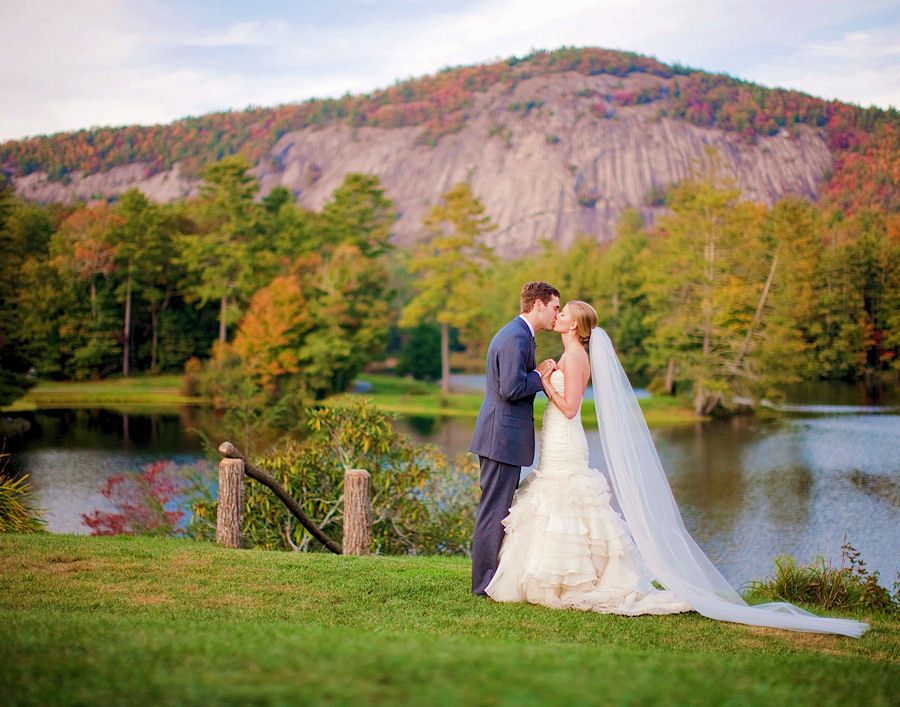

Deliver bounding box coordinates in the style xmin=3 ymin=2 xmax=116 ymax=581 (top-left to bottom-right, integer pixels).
xmin=2 ymin=375 xmax=209 ymax=412
xmin=340 ymin=373 xmax=704 ymax=427
xmin=1 ymin=534 xmax=896 ymax=705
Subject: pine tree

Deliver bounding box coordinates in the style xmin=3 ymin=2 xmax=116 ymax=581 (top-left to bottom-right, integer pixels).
xmin=176 ymin=156 xmax=265 ymax=345
xmin=400 ymin=183 xmax=496 ymax=394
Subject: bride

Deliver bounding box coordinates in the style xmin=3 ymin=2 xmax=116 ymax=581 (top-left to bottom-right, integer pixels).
xmin=486 ymin=301 xmax=869 ymax=637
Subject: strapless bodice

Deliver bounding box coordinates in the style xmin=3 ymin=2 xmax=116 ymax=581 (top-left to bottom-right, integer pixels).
xmin=539 ymin=369 xmax=590 ymax=472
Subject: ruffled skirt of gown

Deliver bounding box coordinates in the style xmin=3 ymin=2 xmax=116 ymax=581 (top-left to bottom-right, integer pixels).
xmin=485 ymin=370 xmax=691 ymax=616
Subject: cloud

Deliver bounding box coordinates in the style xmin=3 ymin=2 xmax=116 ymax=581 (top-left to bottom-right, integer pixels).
xmin=1 ymin=0 xmax=897 ymax=142
xmin=807 ymin=30 xmax=900 ymax=60
xmin=183 ymin=20 xmax=296 ymax=49
xmin=749 ymin=26 xmax=900 ymax=108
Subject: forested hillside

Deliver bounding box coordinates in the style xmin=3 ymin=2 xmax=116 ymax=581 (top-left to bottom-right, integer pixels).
xmin=2 ymin=47 xmax=896 ymax=251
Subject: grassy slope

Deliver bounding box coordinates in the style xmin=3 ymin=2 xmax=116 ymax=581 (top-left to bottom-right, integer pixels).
xmin=2 ymin=373 xmax=703 ymax=426
xmin=1 ymin=534 xmax=896 ymax=706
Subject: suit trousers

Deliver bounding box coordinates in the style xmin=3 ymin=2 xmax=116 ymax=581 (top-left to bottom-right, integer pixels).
xmin=471 ymin=456 xmax=520 ymax=595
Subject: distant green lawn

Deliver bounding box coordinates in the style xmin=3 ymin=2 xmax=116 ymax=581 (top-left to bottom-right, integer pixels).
xmin=3 ymin=373 xmax=703 ymax=427
xmin=2 ymin=375 xmax=208 ymax=412
xmin=343 ymin=373 xmax=703 ymax=427
xmin=0 ymin=534 xmax=895 ymax=706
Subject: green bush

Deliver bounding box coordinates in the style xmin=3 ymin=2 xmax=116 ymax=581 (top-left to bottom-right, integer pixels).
xmin=183 ymin=343 xmax=246 ymax=410
xmin=190 ymin=399 xmax=478 ymax=555
xmin=747 ymin=539 xmax=899 ymax=614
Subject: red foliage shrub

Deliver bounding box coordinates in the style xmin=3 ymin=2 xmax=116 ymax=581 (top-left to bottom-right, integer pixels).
xmin=81 ymin=460 xmax=186 ymax=536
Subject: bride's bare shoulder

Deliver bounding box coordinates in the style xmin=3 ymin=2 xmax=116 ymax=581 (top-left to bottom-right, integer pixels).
xmin=559 ymin=347 xmax=590 ymax=377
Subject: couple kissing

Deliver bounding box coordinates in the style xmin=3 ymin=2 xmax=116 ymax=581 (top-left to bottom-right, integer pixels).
xmin=467 ymin=281 xmax=868 ymax=637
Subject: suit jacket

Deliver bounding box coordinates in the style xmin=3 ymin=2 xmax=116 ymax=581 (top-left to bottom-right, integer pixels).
xmin=469 ymin=317 xmax=544 ymax=467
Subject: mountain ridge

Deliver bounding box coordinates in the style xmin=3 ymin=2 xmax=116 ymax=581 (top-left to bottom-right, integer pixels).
xmin=2 ymin=46 xmax=896 ymax=252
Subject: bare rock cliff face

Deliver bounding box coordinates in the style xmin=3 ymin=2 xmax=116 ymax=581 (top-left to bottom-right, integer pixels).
xmin=14 ymin=74 xmax=832 ymax=255
xmin=16 ymin=162 xmax=197 ymax=206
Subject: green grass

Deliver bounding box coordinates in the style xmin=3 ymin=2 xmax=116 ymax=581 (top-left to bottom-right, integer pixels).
xmin=1 ymin=534 xmax=897 ymax=705
xmin=2 ymin=375 xmax=209 ymax=411
xmin=341 ymin=373 xmax=703 ymax=427
xmin=3 ymin=373 xmax=700 ymax=427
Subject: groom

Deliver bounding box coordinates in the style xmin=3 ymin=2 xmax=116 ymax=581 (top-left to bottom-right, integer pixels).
xmin=469 ymin=281 xmax=560 ymax=595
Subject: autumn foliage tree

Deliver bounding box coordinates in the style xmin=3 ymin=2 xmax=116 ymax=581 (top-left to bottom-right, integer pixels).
xmin=51 ymin=203 xmax=119 ymax=324
xmin=638 ymin=168 xmax=769 ymax=414
xmin=44 ymin=203 xmax=123 ymax=378
xmin=232 ymin=244 xmax=392 ymax=403
xmin=232 ymin=274 xmax=311 ymax=392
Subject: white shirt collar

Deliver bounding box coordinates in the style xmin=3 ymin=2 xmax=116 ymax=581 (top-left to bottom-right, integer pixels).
xmin=518 ymin=314 xmax=535 ymax=338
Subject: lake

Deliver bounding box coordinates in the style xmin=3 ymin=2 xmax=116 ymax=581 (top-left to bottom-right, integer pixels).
xmin=4 ymin=383 xmax=898 ymax=590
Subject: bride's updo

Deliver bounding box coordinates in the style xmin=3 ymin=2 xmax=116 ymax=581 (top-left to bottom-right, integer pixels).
xmin=567 ymin=300 xmax=598 ymax=348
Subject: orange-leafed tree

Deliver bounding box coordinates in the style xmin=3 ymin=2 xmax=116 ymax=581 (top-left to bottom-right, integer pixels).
xmin=232 ymin=274 xmax=312 ymax=393
xmin=232 ymin=243 xmax=391 ymax=403
xmin=52 ymin=203 xmax=120 ymax=323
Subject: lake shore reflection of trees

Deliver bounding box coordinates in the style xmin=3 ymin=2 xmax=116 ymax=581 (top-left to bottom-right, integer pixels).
xmin=2 ymin=154 xmax=898 ymax=425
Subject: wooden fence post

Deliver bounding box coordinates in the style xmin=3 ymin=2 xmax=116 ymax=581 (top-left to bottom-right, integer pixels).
xmin=343 ymin=469 xmax=371 ymax=555
xmin=216 ymin=455 xmax=244 ymax=548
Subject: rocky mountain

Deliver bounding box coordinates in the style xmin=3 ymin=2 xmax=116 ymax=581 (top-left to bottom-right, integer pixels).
xmin=3 ymin=47 xmax=895 ymax=255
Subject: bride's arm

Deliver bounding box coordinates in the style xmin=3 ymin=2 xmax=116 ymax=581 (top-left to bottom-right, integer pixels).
xmin=545 ymin=354 xmax=587 ymax=420
xmin=539 ymin=367 xmax=557 ymax=399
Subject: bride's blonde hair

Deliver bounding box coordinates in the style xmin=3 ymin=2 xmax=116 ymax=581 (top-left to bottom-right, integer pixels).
xmin=566 ymin=301 xmax=598 ymax=348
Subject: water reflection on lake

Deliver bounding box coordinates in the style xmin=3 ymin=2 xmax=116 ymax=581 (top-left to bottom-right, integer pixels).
xmin=5 ymin=408 xmax=220 ymax=534
xmin=396 ymin=412 xmax=900 ymax=588
xmin=5 ymin=403 xmax=898 ymax=589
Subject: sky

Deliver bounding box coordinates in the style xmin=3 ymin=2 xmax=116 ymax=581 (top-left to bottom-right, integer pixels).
xmin=1 ymin=0 xmax=898 ymax=142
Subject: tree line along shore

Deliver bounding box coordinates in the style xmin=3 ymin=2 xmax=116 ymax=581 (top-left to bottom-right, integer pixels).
xmin=1 ymin=152 xmax=897 ymax=431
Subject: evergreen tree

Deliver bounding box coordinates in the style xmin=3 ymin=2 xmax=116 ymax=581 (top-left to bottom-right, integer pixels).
xmin=397 ymin=323 xmax=442 ymax=381
xmin=0 ymin=183 xmax=35 ymax=405
xmin=321 ymin=174 xmax=397 ymax=257
xmin=809 ymin=215 xmax=871 ymax=379
xmin=810 ymin=210 xmax=900 ymax=380
xmin=743 ymin=197 xmax=820 ymax=396
xmin=400 ymin=183 xmax=496 ymax=394
xmin=176 ymin=156 xmax=267 ymax=345
xmin=111 ymin=189 xmax=172 ymax=375
xmin=592 ymin=210 xmax=652 ymax=378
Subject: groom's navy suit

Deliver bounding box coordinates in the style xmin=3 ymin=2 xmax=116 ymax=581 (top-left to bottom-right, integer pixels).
xmin=469 ymin=316 xmax=544 ymax=594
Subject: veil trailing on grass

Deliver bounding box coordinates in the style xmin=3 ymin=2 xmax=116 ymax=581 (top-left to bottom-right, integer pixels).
xmin=588 ymin=328 xmax=868 ymax=638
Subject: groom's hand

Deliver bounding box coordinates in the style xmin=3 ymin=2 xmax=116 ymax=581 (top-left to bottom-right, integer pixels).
xmin=537 ymin=359 xmax=557 ymax=377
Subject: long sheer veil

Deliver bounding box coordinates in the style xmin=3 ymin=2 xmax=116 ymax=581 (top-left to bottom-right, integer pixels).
xmin=588 ymin=328 xmax=868 ymax=637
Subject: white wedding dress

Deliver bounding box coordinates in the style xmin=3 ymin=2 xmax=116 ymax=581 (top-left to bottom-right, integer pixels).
xmin=485 ymin=368 xmax=691 ymax=615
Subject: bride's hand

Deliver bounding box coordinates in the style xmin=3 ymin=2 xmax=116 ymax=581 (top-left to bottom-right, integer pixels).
xmin=537 ymin=359 xmax=556 ymax=377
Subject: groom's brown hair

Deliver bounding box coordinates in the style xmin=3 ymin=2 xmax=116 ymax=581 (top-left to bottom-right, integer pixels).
xmin=520 ymin=281 xmax=560 ymax=313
